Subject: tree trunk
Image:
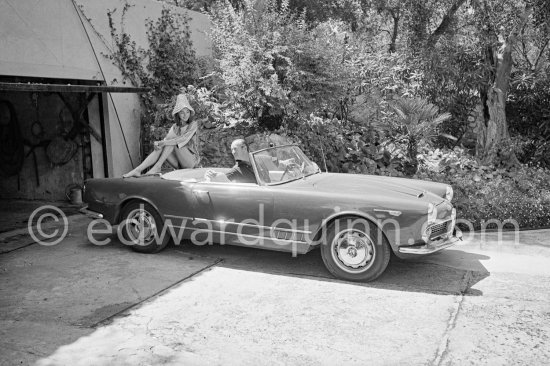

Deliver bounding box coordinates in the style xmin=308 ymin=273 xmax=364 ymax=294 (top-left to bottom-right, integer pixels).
xmin=388 ymin=9 xmax=399 ymax=53
xmin=476 ymin=84 xmax=519 ymax=168
xmin=476 ymin=6 xmax=531 ymax=168
xmin=426 ymin=0 xmax=467 ymax=48
xmin=405 ymin=135 xmax=419 ymax=175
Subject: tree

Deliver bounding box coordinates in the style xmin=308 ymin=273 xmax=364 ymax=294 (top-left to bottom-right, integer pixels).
xmin=209 ymin=0 xmax=360 ymax=128
xmin=471 ymin=0 xmax=532 ymax=167
xmin=371 ymin=0 xmax=545 ymax=168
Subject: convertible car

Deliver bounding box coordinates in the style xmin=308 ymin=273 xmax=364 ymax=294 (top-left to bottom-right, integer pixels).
xmin=82 ymin=144 xmax=460 ymax=282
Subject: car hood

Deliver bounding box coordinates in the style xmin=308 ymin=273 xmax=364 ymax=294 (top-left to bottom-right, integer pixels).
xmin=294 ymin=173 xmax=445 ymax=204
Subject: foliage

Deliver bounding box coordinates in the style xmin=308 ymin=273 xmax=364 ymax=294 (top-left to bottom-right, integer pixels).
xmin=107 ymin=5 xmax=197 ymax=104
xmin=145 ymin=8 xmax=197 ymax=100
xmin=370 ymin=98 xmax=452 ymax=174
xmin=105 ymin=4 xmax=200 ymax=156
xmin=415 ymin=38 xmax=487 ymax=147
xmin=106 ymin=3 xmax=148 ymax=87
xmin=159 ymin=0 xmax=244 ymax=12
xmin=281 ymin=114 xmax=406 ymax=177
xmin=388 ymin=98 xmax=451 ymax=138
xmin=416 ymin=148 xmax=550 ymax=230
xmin=209 ymin=0 xmax=361 ymax=128
xmin=507 ymin=63 xmax=550 ymax=168
xmin=287 ymin=0 xmax=365 ymax=29
xmin=112 ymin=0 xmax=550 ymax=228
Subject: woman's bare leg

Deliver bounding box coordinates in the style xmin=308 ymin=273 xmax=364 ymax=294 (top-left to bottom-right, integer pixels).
xmin=164 ymin=151 xmax=180 ymax=169
xmin=123 ymin=148 xmax=163 ymax=178
xmin=147 ymin=145 xmax=176 ymax=174
xmin=174 ymin=147 xmax=198 ymax=169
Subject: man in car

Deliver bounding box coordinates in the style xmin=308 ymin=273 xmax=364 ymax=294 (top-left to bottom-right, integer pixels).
xmin=204 ymin=139 xmax=257 ymax=183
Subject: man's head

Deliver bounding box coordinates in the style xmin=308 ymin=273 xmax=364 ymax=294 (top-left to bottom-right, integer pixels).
xmin=231 ymin=139 xmax=249 ymax=161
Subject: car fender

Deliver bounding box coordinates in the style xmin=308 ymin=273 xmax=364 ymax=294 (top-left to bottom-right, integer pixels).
xmin=311 ymin=210 xmax=396 ymax=251
xmin=115 ymin=195 xmax=164 ymax=225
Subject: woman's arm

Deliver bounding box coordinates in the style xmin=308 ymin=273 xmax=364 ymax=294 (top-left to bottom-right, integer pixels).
xmin=161 ymin=121 xmax=198 ymax=147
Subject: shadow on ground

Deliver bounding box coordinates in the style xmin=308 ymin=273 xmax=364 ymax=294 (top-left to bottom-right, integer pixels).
xmin=161 ymin=240 xmax=490 ymax=296
xmin=0 ymin=216 xmax=490 ymax=365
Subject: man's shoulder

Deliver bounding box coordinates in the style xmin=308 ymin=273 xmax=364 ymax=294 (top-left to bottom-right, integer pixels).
xmin=237 ymin=160 xmax=252 ymax=168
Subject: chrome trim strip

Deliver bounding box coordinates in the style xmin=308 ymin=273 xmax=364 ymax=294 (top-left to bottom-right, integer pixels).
xmin=188 ymin=217 xmax=312 ymax=234
xmin=270 ymin=227 xmax=312 ymax=234
xmin=398 ymin=235 xmax=460 ymax=255
xmin=164 ymin=214 xmax=194 ymax=221
xmin=185 ymin=228 xmax=308 ymax=243
xmin=214 ymin=220 xmax=272 ymax=230
xmin=165 ymin=223 xmax=190 ymax=230
xmin=79 ymin=207 xmax=103 ymax=219
xmin=373 ymin=209 xmax=402 ymax=217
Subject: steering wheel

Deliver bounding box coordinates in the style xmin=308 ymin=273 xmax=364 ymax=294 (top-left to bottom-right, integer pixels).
xmin=280 ymin=165 xmax=292 ymax=181
xmin=280 ymin=161 xmax=304 ymax=181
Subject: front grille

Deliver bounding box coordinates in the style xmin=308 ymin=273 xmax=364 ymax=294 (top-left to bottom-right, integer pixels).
xmin=430 ymin=221 xmax=449 ymax=239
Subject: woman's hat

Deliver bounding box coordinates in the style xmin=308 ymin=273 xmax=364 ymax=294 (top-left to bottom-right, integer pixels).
xmin=172 ymin=94 xmax=195 ymax=117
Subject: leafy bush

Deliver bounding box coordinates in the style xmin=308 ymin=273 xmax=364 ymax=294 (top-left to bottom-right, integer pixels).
xmin=507 ymin=75 xmax=550 ymax=168
xmin=209 ymin=0 xmax=362 ymax=128
xmin=416 ymin=148 xmax=550 ymax=230
xmin=281 ymin=114 xmax=406 ymax=177
xmin=145 ymin=8 xmax=197 ymax=100
xmin=106 ymin=5 xmax=197 ymax=104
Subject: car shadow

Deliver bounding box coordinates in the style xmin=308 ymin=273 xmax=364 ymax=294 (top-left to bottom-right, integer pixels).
xmin=84 ymin=228 xmax=491 ymax=296
xmin=165 ymin=241 xmax=490 ymax=296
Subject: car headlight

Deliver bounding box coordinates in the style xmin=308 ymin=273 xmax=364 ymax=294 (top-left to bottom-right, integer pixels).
xmin=427 ymin=203 xmax=437 ymax=222
xmin=445 ymin=186 xmax=454 ymax=202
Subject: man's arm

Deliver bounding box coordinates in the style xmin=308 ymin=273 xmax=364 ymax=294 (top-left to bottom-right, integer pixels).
xmin=205 ymin=170 xmax=231 ymax=182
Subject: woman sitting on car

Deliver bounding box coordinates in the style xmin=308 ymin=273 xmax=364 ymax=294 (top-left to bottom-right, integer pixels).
xmin=123 ymin=93 xmax=200 ymax=178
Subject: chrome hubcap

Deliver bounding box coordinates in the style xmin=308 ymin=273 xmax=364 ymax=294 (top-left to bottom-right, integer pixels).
xmin=332 ymin=229 xmax=375 ymax=272
xmin=125 ymin=209 xmax=156 ymax=245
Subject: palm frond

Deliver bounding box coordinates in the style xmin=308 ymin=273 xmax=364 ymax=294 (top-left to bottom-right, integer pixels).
xmin=391 ymin=98 xmax=450 ymax=128
xmin=432 ymin=112 xmax=452 ymax=125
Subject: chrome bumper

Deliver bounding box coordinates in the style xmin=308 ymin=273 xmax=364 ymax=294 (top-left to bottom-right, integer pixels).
xmin=398 ymin=232 xmax=462 ymax=255
xmin=79 ymin=206 xmax=103 ymax=219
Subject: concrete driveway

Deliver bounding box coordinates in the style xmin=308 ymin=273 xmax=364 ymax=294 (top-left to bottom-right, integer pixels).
xmin=1 ymin=214 xmax=549 ymax=365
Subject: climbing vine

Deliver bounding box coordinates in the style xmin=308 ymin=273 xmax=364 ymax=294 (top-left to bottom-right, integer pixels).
xmin=105 ymin=3 xmax=199 ymax=156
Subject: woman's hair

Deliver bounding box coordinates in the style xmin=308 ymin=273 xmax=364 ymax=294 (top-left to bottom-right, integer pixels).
xmin=174 ymin=107 xmax=195 ymax=125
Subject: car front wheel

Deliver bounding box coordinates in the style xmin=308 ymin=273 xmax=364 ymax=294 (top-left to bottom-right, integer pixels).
xmin=119 ymin=201 xmax=169 ymax=254
xmin=320 ymin=218 xmax=391 ymax=282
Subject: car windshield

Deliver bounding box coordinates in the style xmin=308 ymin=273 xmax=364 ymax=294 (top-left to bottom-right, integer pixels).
xmin=251 ymin=145 xmax=320 ymax=185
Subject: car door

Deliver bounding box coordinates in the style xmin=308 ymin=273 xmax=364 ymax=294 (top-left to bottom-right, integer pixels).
xmin=267 ymin=185 xmax=321 ymax=244
xmin=187 ymin=181 xmax=274 ymax=246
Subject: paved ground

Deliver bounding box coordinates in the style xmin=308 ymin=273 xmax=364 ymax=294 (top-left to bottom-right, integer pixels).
xmin=0 ymin=199 xmax=81 ymax=234
xmin=0 ymin=214 xmax=549 ymax=365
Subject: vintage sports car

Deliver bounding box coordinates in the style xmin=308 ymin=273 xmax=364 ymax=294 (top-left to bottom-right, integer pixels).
xmin=82 ymin=145 xmax=460 ymax=282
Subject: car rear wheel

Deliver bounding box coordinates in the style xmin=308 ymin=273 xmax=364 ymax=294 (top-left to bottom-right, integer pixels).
xmin=119 ymin=201 xmax=169 ymax=254
xmin=320 ymin=218 xmax=391 ymax=282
